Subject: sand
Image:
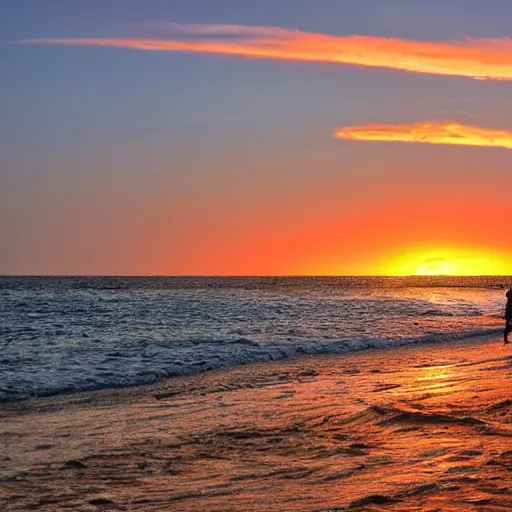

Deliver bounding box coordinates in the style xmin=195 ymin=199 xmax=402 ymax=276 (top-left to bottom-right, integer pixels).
xmin=2 ymin=335 xmax=512 ymax=511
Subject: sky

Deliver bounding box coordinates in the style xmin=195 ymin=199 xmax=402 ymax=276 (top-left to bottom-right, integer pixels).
xmin=2 ymin=0 xmax=512 ymax=276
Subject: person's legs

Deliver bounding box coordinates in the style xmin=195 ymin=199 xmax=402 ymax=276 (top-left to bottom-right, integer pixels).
xmin=504 ymin=319 xmax=511 ymax=344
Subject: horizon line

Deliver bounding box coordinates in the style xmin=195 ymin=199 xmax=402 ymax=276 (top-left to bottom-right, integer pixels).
xmin=1 ymin=274 xmax=511 ymax=278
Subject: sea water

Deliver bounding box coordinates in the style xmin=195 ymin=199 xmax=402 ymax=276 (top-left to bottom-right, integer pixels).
xmin=0 ymin=276 xmax=509 ymax=401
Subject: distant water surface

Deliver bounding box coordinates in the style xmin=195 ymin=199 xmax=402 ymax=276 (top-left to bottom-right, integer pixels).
xmin=1 ymin=276 xmax=510 ymax=401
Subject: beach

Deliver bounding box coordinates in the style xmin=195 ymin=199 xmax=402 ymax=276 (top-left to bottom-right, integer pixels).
xmin=4 ymin=2 xmax=512 ymax=511
xmin=2 ymin=334 xmax=512 ymax=511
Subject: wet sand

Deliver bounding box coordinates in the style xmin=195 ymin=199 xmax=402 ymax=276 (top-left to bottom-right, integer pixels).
xmin=2 ymin=335 xmax=512 ymax=511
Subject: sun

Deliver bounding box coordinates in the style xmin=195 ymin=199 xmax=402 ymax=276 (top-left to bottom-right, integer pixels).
xmin=383 ymin=246 xmax=512 ymax=276
xmin=414 ymin=259 xmax=456 ymax=276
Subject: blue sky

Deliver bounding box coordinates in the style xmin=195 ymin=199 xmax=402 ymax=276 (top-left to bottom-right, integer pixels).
xmin=2 ymin=1 xmax=512 ymax=275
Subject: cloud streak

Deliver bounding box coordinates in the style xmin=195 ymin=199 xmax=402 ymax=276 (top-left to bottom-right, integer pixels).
xmin=334 ymin=121 xmax=512 ymax=150
xmin=16 ymin=24 xmax=512 ymax=80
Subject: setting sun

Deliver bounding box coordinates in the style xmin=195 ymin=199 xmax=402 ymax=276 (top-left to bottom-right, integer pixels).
xmin=382 ymin=247 xmax=512 ymax=276
xmin=414 ymin=259 xmax=457 ymax=276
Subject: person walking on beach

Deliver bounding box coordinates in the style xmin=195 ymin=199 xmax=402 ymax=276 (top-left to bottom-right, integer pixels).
xmin=504 ymin=289 xmax=512 ymax=344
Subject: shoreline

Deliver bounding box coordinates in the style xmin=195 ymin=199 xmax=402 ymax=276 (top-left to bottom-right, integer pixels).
xmin=2 ymin=334 xmax=512 ymax=510
xmin=0 ymin=330 xmax=501 ymax=412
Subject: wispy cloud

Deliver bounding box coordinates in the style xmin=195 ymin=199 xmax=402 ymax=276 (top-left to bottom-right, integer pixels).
xmin=16 ymin=23 xmax=512 ymax=80
xmin=334 ymin=121 xmax=512 ymax=150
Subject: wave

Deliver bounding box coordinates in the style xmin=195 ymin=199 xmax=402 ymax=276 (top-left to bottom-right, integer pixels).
xmin=0 ymin=327 xmax=501 ymax=403
xmin=419 ymin=309 xmax=455 ymax=317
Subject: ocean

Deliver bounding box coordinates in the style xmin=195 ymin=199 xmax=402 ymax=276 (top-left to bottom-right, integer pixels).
xmin=1 ymin=276 xmax=510 ymax=402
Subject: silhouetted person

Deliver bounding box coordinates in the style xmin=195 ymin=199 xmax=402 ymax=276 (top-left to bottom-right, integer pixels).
xmin=504 ymin=289 xmax=512 ymax=344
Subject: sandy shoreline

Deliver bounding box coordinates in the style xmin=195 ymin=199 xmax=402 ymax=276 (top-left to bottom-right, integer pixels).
xmin=2 ymin=335 xmax=512 ymax=511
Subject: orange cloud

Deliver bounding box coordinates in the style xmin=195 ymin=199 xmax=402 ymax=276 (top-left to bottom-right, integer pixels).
xmin=334 ymin=121 xmax=512 ymax=150
xmin=16 ymin=24 xmax=512 ymax=80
